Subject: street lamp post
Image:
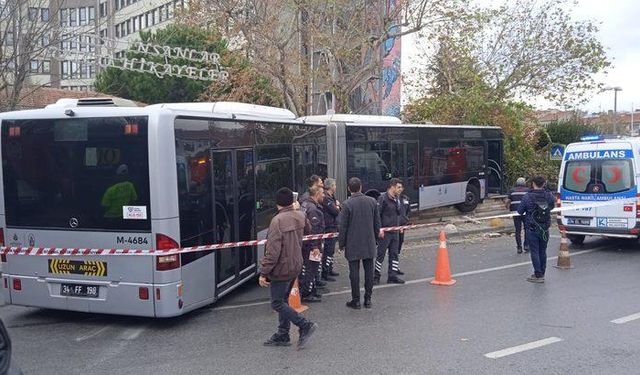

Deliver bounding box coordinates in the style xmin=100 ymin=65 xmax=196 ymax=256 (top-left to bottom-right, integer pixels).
xmin=604 ymin=86 xmax=623 ymax=135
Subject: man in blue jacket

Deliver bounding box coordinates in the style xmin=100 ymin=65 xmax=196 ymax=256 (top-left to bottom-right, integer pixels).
xmin=517 ymin=176 xmax=556 ymax=283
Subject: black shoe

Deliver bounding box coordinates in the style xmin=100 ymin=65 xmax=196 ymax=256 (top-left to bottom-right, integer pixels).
xmin=517 ymin=247 xmax=523 ymax=254
xmin=373 ymin=275 xmax=381 ymax=285
xmin=396 ymin=269 xmax=405 ymax=275
xmin=363 ymin=300 xmax=372 ymax=309
xmin=346 ymin=300 xmax=361 ymax=310
xmin=314 ymin=289 xmax=326 ymax=296
xmin=523 ymin=247 xmax=529 ymax=253
xmin=264 ymin=333 xmax=292 ymax=347
xmin=321 ymin=274 xmax=337 ymax=282
xmin=387 ymin=276 xmax=405 ymax=284
xmin=302 ymin=295 xmax=322 ymax=303
xmin=328 ymin=270 xmax=340 ymax=277
xmin=297 ymin=322 xmax=317 ymax=349
xmin=526 ymin=274 xmax=544 ymax=283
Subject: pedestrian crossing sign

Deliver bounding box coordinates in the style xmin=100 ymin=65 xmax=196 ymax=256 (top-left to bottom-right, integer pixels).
xmin=550 ymin=144 xmax=566 ymax=160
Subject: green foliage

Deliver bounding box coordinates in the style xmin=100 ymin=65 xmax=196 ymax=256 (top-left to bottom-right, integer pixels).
xmin=538 ymin=120 xmax=601 ymax=148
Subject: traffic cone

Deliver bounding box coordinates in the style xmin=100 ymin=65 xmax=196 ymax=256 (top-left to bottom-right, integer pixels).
xmin=554 ymin=231 xmax=572 ymax=269
xmin=288 ymin=278 xmax=309 ymax=313
xmin=430 ymin=231 xmax=457 ymax=286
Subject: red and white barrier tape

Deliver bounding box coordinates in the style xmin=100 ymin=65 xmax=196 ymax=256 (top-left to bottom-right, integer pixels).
xmin=1 ymin=198 xmax=633 ymax=257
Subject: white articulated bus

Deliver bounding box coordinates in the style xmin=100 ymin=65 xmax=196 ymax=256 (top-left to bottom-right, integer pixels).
xmin=557 ymin=136 xmax=640 ymax=244
xmin=0 ymin=99 xmax=503 ymax=317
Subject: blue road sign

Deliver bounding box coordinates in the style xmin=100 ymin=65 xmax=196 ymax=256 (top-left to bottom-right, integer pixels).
xmin=550 ymin=144 xmax=566 ymax=160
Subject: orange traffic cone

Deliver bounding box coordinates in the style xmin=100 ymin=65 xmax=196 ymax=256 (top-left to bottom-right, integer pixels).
xmin=554 ymin=231 xmax=572 ymax=269
xmin=288 ymin=278 xmax=309 ymax=313
xmin=430 ymin=231 xmax=457 ymax=286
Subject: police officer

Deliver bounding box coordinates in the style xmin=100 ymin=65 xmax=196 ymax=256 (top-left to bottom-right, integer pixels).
xmin=506 ymin=177 xmax=530 ymax=254
xmin=321 ymin=178 xmax=340 ymax=281
xmin=300 ymin=185 xmax=325 ymax=301
xmin=396 ymin=183 xmax=410 ymax=275
xmin=517 ymin=176 xmax=555 ymax=283
xmin=375 ymin=178 xmax=405 ymax=284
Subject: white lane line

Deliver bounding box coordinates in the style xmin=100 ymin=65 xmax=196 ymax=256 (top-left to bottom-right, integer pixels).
xmin=484 ymin=337 xmax=563 ymax=359
xmin=75 ymin=326 xmax=111 ymax=342
xmin=611 ymin=312 xmax=640 ymax=324
xmin=213 ymin=248 xmax=600 ymax=311
xmin=121 ymin=327 xmax=145 ymax=340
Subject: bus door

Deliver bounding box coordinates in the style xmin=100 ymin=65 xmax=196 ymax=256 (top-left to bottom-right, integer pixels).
xmin=391 ymin=141 xmax=419 ymax=203
xmin=212 ymin=149 xmax=256 ymax=295
xmin=487 ymin=140 xmax=503 ymax=194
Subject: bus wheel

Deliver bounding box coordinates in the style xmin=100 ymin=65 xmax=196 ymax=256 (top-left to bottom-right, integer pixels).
xmin=455 ymin=184 xmax=480 ymax=213
xmin=567 ymin=234 xmax=585 ymax=245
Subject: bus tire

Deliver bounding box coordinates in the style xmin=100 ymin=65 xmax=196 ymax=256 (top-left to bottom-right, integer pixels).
xmin=567 ymin=234 xmax=585 ymax=245
xmin=456 ymin=184 xmax=480 ymax=213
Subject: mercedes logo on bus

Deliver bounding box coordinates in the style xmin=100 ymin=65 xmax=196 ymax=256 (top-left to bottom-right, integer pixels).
xmin=69 ymin=218 xmax=79 ymax=228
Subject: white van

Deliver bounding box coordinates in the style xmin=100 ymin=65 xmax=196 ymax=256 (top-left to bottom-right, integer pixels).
xmin=557 ymin=136 xmax=640 ymax=244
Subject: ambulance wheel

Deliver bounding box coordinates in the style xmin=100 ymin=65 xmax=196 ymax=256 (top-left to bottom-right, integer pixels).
xmin=456 ymin=184 xmax=480 ymax=213
xmin=567 ymin=234 xmax=585 ymax=245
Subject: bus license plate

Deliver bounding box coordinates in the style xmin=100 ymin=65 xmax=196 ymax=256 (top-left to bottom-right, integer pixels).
xmin=60 ymin=284 xmax=99 ymax=298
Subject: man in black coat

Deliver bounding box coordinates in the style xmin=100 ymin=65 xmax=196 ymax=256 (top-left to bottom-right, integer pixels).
xmin=375 ymin=178 xmax=405 ymax=284
xmin=338 ymin=177 xmax=381 ymax=309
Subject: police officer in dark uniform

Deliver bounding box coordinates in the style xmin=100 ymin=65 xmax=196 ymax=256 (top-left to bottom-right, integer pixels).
xmin=321 ymin=178 xmax=340 ymax=281
xmin=506 ymin=177 xmax=530 ymax=254
xmin=375 ymin=178 xmax=405 ymax=284
xmin=396 ymin=183 xmax=410 ymax=275
xmin=517 ymin=176 xmax=555 ymax=283
xmin=300 ymin=185 xmax=325 ymax=302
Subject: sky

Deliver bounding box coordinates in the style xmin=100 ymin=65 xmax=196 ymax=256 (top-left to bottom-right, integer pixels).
xmin=401 ymin=0 xmax=640 ymax=114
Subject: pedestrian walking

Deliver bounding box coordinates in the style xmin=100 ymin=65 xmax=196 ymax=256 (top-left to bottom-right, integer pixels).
xmin=338 ymin=177 xmax=381 ymax=309
xmin=321 ymin=178 xmax=340 ymax=282
xmin=506 ymin=177 xmax=531 ymax=254
xmin=300 ymin=185 xmax=325 ymax=302
xmin=259 ymin=187 xmax=317 ymax=348
xmin=375 ymin=178 xmax=405 ymax=284
xmin=517 ymin=176 xmax=555 ymax=283
xmin=396 ymin=184 xmax=410 ymax=275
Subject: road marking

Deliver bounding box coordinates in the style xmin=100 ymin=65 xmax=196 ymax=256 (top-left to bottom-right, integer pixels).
xmin=484 ymin=337 xmax=563 ymax=359
xmin=611 ymin=312 xmax=640 ymax=324
xmin=121 ymin=327 xmax=145 ymax=340
xmin=213 ymin=248 xmax=599 ymax=311
xmin=75 ymin=326 xmax=111 ymax=342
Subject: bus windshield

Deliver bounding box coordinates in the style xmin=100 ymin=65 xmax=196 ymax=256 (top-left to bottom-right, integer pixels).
xmin=563 ymin=159 xmax=634 ymax=194
xmin=2 ymin=116 xmax=151 ymax=231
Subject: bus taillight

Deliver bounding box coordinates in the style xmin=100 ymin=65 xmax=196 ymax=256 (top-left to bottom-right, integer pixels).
xmin=156 ymin=233 xmax=178 ymax=251
xmin=139 ymin=287 xmax=149 ymax=300
xmin=156 ymin=255 xmax=180 ymax=271
xmin=636 ymin=194 xmax=640 ymax=219
xmin=12 ymin=279 xmax=21 ymax=291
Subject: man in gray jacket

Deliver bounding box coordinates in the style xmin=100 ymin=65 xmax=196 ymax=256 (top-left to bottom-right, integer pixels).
xmin=338 ymin=177 xmax=381 ymax=309
xmin=259 ymin=187 xmax=317 ymax=349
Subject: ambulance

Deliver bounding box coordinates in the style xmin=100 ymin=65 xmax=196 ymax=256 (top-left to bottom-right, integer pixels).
xmin=557 ymin=136 xmax=640 ymax=244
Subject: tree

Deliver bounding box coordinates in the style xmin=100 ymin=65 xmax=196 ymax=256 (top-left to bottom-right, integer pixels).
xmin=95 ymin=24 xmax=280 ymax=105
xmin=537 ymin=119 xmax=600 ymax=148
xmin=408 ymin=0 xmax=611 ymax=107
xmin=185 ymin=0 xmax=464 ymax=115
xmin=0 ymin=0 xmax=66 ymax=111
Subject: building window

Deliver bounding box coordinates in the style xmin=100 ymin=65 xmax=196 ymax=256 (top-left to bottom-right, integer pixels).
xmin=60 ymin=9 xmax=68 ymax=26
xmin=70 ymin=36 xmax=78 ymax=50
xmin=42 ymin=60 xmax=51 ymax=73
xmin=126 ymin=19 xmax=131 ymax=35
xmin=30 ymin=60 xmax=39 ymax=73
xmin=6 ymin=32 xmax=13 ymax=46
xmin=79 ymin=7 xmax=87 ymax=25
xmin=132 ymin=17 xmax=137 ymax=32
xmin=165 ymin=4 xmax=170 ymax=19
xmin=89 ymin=7 xmax=95 ymax=24
xmin=61 ymin=61 xmax=69 ymax=79
xmin=41 ymin=8 xmax=50 ymax=22
xmin=28 ymin=7 xmax=38 ymax=21
xmin=151 ymin=10 xmax=156 ymax=25
xmin=100 ymin=2 xmax=107 ymax=18
xmin=69 ymin=8 xmax=77 ymax=26
xmin=41 ymin=35 xmax=50 ymax=47
xmin=158 ymin=6 xmax=164 ymax=22
xmin=60 ymin=34 xmax=69 ymax=50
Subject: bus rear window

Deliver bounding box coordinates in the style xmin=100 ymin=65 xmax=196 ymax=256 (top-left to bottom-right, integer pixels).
xmin=2 ymin=116 xmax=151 ymax=231
xmin=563 ymin=159 xmax=634 ymax=194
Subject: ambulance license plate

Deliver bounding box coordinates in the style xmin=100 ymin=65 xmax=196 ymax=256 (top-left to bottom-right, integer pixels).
xmin=566 ymin=217 xmax=591 ymax=225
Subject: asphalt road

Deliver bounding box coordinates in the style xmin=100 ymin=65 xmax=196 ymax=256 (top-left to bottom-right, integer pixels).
xmin=3 ymin=230 xmax=640 ymax=375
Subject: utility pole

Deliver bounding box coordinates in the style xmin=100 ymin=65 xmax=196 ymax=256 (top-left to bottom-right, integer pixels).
xmin=604 ymin=86 xmax=622 ymax=135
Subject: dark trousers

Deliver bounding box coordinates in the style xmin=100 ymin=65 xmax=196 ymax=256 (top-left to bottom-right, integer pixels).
xmin=398 ymin=232 xmax=405 ymax=254
xmin=270 ymin=279 xmax=308 ymax=335
xmin=527 ymin=228 xmax=548 ymax=277
xmin=376 ymin=232 xmax=399 ymax=277
xmin=348 ymin=258 xmax=374 ymax=302
xmin=322 ymin=236 xmax=337 ymax=275
xmin=513 ymin=216 xmax=528 ymax=249
xmin=300 ymin=250 xmax=319 ymax=296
